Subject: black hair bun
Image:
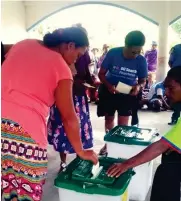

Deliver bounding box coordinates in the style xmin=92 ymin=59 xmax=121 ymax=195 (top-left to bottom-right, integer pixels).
xmin=43 ymin=27 xmax=89 ymax=48
xmin=43 ymin=32 xmax=61 ymax=47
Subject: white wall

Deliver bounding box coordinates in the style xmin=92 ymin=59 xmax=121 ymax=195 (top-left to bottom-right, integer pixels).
xmin=1 ymin=1 xmax=27 ymax=44
xmin=169 ymin=2 xmax=181 ymax=24
xmin=25 ymin=1 xmax=161 ymax=30
xmin=24 ymin=1 xmax=181 ymax=30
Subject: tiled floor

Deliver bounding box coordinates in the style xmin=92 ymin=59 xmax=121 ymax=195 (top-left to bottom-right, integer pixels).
xmin=42 ymin=104 xmax=172 ymax=201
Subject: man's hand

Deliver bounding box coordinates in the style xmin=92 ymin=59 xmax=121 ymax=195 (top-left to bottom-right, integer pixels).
xmin=107 ymin=162 xmax=130 ymax=178
xmin=130 ymin=85 xmax=141 ymax=96
xmin=107 ymin=140 xmax=169 ymax=179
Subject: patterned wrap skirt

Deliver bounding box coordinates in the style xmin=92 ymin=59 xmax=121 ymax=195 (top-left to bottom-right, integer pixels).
xmin=1 ymin=118 xmax=48 ymax=201
xmin=47 ymin=95 xmax=93 ymax=153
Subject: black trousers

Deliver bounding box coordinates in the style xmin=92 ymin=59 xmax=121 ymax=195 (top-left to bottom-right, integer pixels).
xmin=171 ymin=103 xmax=181 ymax=122
xmin=131 ymin=105 xmax=139 ymax=125
xmin=172 ymin=109 xmax=181 ymax=122
xmin=151 ymin=151 xmax=181 ymax=201
xmin=162 ymin=150 xmax=181 ymax=164
xmin=150 ymin=163 xmax=181 ymax=201
xmin=131 ymin=91 xmax=142 ymax=125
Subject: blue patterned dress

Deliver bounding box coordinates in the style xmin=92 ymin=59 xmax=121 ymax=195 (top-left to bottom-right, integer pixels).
xmin=47 ymin=95 xmax=93 ymax=153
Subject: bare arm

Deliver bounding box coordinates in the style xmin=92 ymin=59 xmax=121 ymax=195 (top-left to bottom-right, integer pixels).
xmin=138 ymin=78 xmax=147 ymax=87
xmin=159 ymin=95 xmax=170 ymax=109
xmin=98 ymin=67 xmax=119 ymax=94
xmin=130 ymin=78 xmax=147 ymax=96
xmin=124 ymin=140 xmax=168 ymax=169
xmin=54 ymin=79 xmax=98 ymax=164
xmin=55 ymin=79 xmax=82 ymax=154
xmin=157 ymin=88 xmax=170 ymax=109
xmin=107 ymin=140 xmax=169 ymax=177
xmin=98 ymin=67 xmax=112 ymax=88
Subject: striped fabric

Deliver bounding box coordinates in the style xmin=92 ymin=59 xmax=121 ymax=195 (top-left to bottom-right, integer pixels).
xmin=1 ymin=118 xmax=48 ymax=201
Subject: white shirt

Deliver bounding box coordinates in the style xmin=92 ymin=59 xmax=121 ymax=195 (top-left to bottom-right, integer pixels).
xmin=146 ymin=83 xmax=164 ymax=100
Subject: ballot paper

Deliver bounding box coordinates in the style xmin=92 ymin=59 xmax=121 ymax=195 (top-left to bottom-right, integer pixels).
xmin=91 ymin=162 xmax=103 ymax=179
xmin=83 ymin=83 xmax=95 ymax=88
xmin=116 ymin=82 xmax=132 ymax=94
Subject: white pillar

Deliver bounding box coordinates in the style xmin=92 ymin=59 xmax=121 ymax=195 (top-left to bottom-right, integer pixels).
xmin=1 ymin=1 xmax=27 ymax=44
xmin=156 ymin=2 xmax=170 ymax=81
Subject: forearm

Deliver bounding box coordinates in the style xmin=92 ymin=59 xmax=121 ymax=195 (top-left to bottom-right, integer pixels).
xmin=62 ymin=115 xmax=83 ymax=154
xmin=158 ymin=95 xmax=169 ymax=108
xmin=99 ymin=73 xmax=112 ymax=88
xmin=55 ymin=80 xmax=83 ymax=154
xmin=124 ymin=140 xmax=168 ymax=169
xmin=138 ymin=78 xmax=146 ymax=87
xmin=162 ymin=97 xmax=170 ymax=108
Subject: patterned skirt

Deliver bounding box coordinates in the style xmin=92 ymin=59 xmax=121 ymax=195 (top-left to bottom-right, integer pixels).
xmin=47 ymin=95 xmax=93 ymax=153
xmin=1 ymin=118 xmax=48 ymax=201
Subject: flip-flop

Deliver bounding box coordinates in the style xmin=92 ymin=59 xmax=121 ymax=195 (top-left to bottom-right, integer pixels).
xmin=58 ymin=163 xmax=67 ymax=174
xmin=99 ymin=146 xmax=108 ymax=156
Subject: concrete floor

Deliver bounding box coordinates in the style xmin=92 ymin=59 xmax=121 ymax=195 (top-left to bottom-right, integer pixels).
xmin=42 ymin=104 xmax=172 ymax=201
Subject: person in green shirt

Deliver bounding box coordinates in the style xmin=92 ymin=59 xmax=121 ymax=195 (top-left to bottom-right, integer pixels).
xmin=107 ymin=66 xmax=181 ymax=201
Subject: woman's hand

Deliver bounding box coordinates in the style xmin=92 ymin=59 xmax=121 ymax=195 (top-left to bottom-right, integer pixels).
xmin=107 ymin=162 xmax=130 ymax=178
xmin=77 ymin=150 xmax=98 ymax=165
xmin=130 ymin=85 xmax=141 ymax=96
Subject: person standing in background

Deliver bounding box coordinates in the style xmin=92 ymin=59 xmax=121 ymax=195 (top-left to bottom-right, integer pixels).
xmin=88 ymin=48 xmax=98 ymax=77
xmin=98 ymin=44 xmax=109 ymax=68
xmin=88 ymin=48 xmax=100 ymax=103
xmin=145 ymin=41 xmax=158 ymax=72
xmin=168 ymin=44 xmax=181 ymax=125
xmin=91 ymin=48 xmax=99 ymax=64
xmin=98 ymin=31 xmax=148 ymax=155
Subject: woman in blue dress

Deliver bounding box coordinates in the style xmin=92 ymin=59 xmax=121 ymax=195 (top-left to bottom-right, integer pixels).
xmin=48 ymin=51 xmax=94 ymax=171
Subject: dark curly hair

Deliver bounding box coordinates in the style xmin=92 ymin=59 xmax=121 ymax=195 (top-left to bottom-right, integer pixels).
xmin=167 ymin=66 xmax=181 ymax=85
xmin=125 ymin=31 xmax=145 ymax=47
xmin=43 ymin=27 xmax=89 ymax=48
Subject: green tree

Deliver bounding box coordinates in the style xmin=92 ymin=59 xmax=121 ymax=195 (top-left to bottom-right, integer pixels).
xmin=171 ymin=18 xmax=181 ymax=38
